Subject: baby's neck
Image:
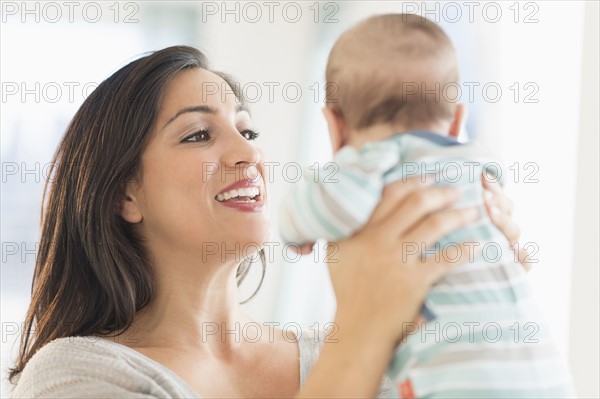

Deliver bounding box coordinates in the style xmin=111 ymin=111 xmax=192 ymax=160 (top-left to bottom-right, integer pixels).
xmin=346 ymin=122 xmax=449 ymax=149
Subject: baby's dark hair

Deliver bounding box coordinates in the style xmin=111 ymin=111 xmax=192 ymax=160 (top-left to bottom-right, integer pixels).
xmin=326 ymin=13 xmax=459 ymax=130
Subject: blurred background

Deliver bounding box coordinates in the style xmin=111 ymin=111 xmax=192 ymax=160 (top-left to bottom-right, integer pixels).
xmin=1 ymin=1 xmax=598 ymax=397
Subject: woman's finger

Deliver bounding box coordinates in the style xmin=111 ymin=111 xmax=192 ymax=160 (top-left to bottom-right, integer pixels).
xmin=403 ymin=207 xmax=480 ymax=249
xmin=369 ymin=177 xmax=432 ymax=225
xmin=483 ymin=188 xmax=514 ymax=217
xmin=481 ymin=177 xmax=531 ymax=272
xmin=482 ymin=170 xmax=514 ymax=216
xmin=416 ymin=242 xmax=479 ymax=286
xmin=488 ymin=202 xmax=521 ymax=245
xmin=481 ymin=171 xmax=503 ymax=193
xmin=511 ymin=244 xmax=534 ymax=272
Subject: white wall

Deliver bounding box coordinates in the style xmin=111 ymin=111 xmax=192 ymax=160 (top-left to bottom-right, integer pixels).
xmin=568 ymin=1 xmax=600 ymax=397
xmin=1 ymin=1 xmax=598 ymax=397
xmin=477 ymin=1 xmax=584 ymax=360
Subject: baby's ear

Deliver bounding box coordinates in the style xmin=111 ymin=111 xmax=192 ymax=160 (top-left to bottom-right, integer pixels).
xmin=322 ymin=106 xmax=346 ymax=153
xmin=448 ymin=103 xmax=466 ymax=139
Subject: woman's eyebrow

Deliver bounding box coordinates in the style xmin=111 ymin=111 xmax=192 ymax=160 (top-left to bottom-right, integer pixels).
xmin=162 ymin=104 xmax=249 ymax=129
xmin=162 ymin=105 xmax=216 ymax=128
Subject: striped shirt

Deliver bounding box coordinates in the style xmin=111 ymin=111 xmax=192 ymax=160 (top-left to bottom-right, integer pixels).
xmin=279 ymin=131 xmax=576 ymax=398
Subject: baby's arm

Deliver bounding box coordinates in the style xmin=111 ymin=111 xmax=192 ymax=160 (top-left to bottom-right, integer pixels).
xmin=278 ymin=142 xmax=400 ymax=246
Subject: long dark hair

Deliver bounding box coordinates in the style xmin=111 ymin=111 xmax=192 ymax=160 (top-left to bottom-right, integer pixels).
xmin=9 ymin=46 xmax=265 ymax=382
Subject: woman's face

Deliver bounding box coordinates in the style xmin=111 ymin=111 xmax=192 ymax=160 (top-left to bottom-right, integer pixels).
xmin=124 ymin=68 xmax=270 ymax=264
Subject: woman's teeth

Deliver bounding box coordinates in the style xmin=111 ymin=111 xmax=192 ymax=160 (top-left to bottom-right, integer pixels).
xmin=216 ymin=187 xmax=260 ymax=202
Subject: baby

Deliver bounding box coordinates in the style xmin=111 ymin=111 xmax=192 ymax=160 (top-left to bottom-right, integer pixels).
xmin=279 ymin=14 xmax=575 ymax=398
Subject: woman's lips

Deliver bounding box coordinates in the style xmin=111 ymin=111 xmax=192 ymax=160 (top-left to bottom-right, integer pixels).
xmin=215 ymin=177 xmax=265 ymax=212
xmin=217 ymin=197 xmax=265 ymax=212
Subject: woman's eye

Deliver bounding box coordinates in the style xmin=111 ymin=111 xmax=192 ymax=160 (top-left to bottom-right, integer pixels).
xmin=241 ymin=129 xmax=260 ymax=141
xmin=182 ymin=129 xmax=211 ymax=143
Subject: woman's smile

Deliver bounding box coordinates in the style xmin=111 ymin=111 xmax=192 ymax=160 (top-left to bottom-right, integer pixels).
xmin=215 ymin=175 xmax=266 ymax=212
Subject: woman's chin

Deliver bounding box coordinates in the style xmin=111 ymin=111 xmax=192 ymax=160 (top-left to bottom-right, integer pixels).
xmin=237 ymin=229 xmax=272 ymax=249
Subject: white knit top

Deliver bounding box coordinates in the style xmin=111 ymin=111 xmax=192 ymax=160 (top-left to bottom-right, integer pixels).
xmin=11 ymin=332 xmax=392 ymax=398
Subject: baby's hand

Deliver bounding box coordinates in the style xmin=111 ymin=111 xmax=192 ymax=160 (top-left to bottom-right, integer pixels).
xmin=289 ymin=242 xmax=316 ymax=255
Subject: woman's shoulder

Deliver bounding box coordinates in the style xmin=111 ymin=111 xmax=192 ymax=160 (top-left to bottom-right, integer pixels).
xmin=11 ymin=336 xmax=196 ymax=398
xmin=17 ymin=335 xmax=129 ymax=368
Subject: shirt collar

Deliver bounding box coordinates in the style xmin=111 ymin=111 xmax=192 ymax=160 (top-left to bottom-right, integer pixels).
xmin=386 ymin=130 xmax=462 ymax=147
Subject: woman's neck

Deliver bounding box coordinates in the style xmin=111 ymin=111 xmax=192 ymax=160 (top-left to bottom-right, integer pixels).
xmin=116 ymin=256 xmax=250 ymax=359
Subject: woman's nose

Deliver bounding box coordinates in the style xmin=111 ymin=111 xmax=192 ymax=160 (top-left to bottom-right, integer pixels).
xmin=222 ymin=130 xmax=261 ymax=169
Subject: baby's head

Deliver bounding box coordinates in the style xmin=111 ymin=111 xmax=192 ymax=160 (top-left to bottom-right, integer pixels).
xmin=324 ymin=13 xmax=464 ymax=151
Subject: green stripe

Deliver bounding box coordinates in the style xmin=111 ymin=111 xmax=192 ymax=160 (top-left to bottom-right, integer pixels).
xmin=337 ymin=168 xmax=379 ymax=192
xmin=410 ymin=359 xmax=570 ymax=395
xmin=417 ymin=384 xmax=575 ymax=399
xmin=389 ymin=315 xmax=556 ymax=380
xmin=427 ymin=279 xmax=533 ymax=306
xmin=289 ymin=186 xmax=312 ymax=242
xmin=307 ymin=183 xmax=344 ymax=239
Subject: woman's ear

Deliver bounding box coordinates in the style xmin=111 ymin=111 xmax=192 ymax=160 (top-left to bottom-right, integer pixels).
xmin=322 ymin=106 xmax=346 ymax=153
xmin=117 ymin=182 xmax=143 ymax=223
xmin=448 ymin=103 xmax=466 ymax=139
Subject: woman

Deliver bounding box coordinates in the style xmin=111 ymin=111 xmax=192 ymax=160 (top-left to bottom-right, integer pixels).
xmin=10 ymin=46 xmax=526 ymax=398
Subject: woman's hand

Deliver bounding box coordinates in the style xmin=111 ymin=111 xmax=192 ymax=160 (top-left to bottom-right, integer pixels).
xmin=298 ymin=177 xmax=479 ymax=399
xmin=328 ymin=177 xmax=478 ymax=347
xmin=300 ymin=178 xmax=479 ymax=397
xmin=481 ymin=173 xmax=533 ymax=271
